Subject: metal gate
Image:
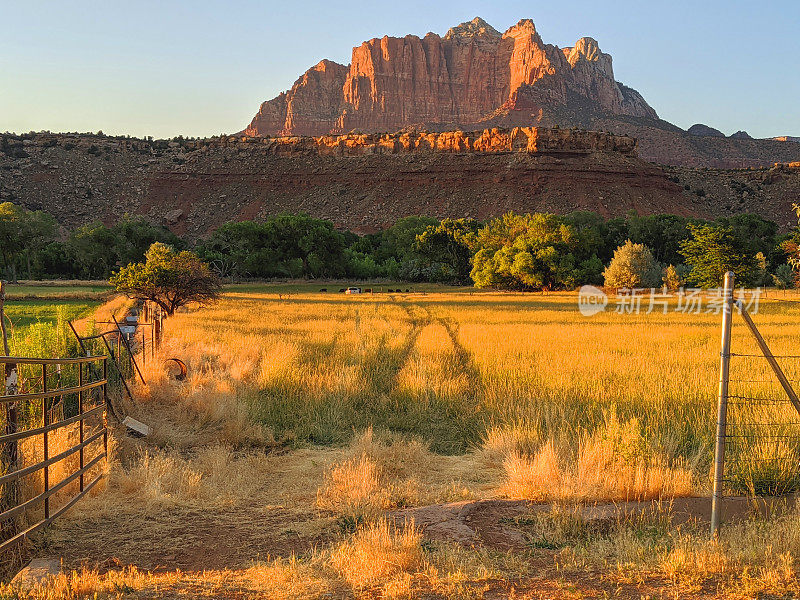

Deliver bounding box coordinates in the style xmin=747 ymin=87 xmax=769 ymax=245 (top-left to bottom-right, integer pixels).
xmin=0 ymin=355 xmax=109 ymax=554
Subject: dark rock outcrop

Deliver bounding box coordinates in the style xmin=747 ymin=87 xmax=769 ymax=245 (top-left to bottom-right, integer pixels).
xmin=687 ymin=124 xmax=726 ymax=138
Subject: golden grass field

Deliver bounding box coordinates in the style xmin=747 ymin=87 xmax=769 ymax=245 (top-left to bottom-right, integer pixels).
xmin=7 ymin=285 xmax=800 ymax=598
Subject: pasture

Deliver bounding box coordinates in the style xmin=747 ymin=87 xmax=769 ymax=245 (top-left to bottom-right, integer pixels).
xmin=0 ymin=282 xmax=114 ymax=360
xmin=7 ymin=284 xmax=800 ymax=599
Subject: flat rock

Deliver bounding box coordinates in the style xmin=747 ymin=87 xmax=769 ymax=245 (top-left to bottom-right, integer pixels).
xmin=11 ymin=557 xmax=61 ymax=589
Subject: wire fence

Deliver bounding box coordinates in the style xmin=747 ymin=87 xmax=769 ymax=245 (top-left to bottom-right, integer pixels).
xmin=725 ymin=353 xmax=800 ymax=496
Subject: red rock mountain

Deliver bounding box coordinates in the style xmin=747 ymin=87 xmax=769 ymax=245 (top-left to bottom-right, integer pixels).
xmin=244 ymin=17 xmax=800 ymax=168
xmin=246 ymin=18 xmax=656 ymax=138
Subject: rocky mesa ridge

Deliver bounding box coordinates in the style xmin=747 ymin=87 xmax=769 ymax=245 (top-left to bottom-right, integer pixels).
xmin=252 ymin=126 xmax=638 ymax=157
xmin=4 ymin=129 xmax=800 ymax=241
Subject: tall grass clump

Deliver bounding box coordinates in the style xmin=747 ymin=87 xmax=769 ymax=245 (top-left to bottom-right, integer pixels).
xmin=328 ymin=519 xmax=423 ymax=590
xmin=316 ymin=429 xmax=427 ymax=519
xmin=498 ymin=408 xmax=695 ymax=501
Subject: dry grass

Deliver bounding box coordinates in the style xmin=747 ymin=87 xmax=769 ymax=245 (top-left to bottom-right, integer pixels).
xmin=316 ymin=428 xmax=430 ymax=518
xmin=499 ymin=410 xmax=695 ymax=502
xmin=12 ymin=285 xmax=800 ymax=598
xmin=5 ymin=519 xmax=520 ymax=600
xmin=556 ymin=501 xmax=800 ymax=598
xmin=328 ymin=519 xmax=423 ymax=590
xmin=108 ymin=445 xmax=270 ymax=508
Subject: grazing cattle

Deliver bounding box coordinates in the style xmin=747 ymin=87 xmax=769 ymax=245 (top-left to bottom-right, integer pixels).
xmin=339 ymin=288 xmax=346 ymax=293
xmin=387 ymin=288 xmax=394 ymax=293
xmin=319 ymin=288 xmax=328 ymax=292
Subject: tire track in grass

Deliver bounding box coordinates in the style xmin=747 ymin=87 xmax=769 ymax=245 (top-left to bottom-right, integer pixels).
xmin=390 ymin=296 xmax=486 ymax=452
xmin=364 ymin=295 xmax=429 ymax=398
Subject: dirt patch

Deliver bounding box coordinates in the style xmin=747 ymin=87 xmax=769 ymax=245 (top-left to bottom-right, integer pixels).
xmin=41 ymin=501 xmax=334 ymax=573
xmin=392 ymin=495 xmax=799 ymax=551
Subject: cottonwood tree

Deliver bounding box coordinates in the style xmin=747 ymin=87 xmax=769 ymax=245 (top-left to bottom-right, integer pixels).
xmin=414 ymin=218 xmax=479 ymax=284
xmin=111 ymin=242 xmax=222 ymax=316
xmin=0 ymin=202 xmax=57 ymax=283
xmin=679 ymin=224 xmax=757 ymax=288
xmin=470 ymin=213 xmax=582 ymax=291
xmin=603 ymin=241 xmax=662 ymax=290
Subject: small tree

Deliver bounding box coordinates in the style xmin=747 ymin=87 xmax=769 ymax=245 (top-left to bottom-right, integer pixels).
xmin=603 ymin=241 xmax=662 ymax=289
xmin=773 ymin=264 xmax=795 ymax=292
xmin=110 ymin=243 xmax=222 ymax=316
xmin=662 ymin=264 xmax=686 ymax=292
xmin=754 ymin=252 xmax=771 ymax=287
xmin=780 ymin=203 xmax=800 ymax=280
xmin=679 ymin=224 xmax=757 ymax=288
xmin=0 ymin=202 xmax=26 ymax=283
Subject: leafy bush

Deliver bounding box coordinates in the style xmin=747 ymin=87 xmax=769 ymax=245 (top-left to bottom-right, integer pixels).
xmin=603 ymin=241 xmax=662 ymax=289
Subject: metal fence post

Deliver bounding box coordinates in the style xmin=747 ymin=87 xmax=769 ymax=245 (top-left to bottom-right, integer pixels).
xmin=78 ymin=362 xmax=84 ymax=492
xmin=711 ymin=271 xmax=735 ymax=537
xmin=103 ymin=358 xmax=108 ymax=459
xmin=42 ymin=363 xmax=49 ymax=520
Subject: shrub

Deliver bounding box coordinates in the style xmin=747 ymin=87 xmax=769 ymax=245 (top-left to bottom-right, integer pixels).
xmin=773 ymin=263 xmax=795 ymax=290
xmin=603 ymin=241 xmax=662 ymax=289
xmin=662 ymin=264 xmax=685 ymax=292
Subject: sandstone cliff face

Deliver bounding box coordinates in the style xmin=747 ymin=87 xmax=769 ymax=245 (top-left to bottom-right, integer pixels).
xmin=248 ymin=60 xmax=349 ymax=137
xmin=244 ymin=17 xmax=657 ymax=137
xmin=248 ymin=127 xmax=637 ymax=158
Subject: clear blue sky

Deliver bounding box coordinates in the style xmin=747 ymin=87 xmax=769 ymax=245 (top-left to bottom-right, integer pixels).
xmin=2 ymin=0 xmax=798 ymax=139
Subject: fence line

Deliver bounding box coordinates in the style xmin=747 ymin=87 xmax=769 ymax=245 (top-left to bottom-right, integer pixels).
xmin=712 ymin=271 xmax=800 ymax=537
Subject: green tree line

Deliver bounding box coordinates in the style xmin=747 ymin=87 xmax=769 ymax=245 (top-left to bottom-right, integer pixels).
xmin=2 ymin=200 xmax=798 ymax=289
